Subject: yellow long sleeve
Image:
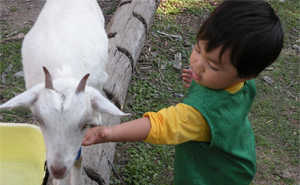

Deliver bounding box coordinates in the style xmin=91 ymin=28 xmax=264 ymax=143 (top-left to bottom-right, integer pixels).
xmin=143 ymin=82 xmax=244 ymax=145
xmin=143 ymin=103 xmax=212 ymax=145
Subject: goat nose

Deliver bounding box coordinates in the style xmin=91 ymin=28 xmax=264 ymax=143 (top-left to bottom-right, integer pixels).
xmin=50 ymin=166 xmax=66 ymax=179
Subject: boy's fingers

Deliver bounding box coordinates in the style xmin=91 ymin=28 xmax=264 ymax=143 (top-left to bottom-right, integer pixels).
xmin=183 ymin=83 xmax=190 ymax=88
xmin=82 ymin=127 xmax=100 ymax=145
xmin=182 ymin=72 xmax=192 ymax=79
xmin=82 ymin=126 xmax=108 ymax=146
xmin=183 ymin=77 xmax=192 ymax=84
xmin=182 ymin=69 xmax=192 ymax=75
xmin=82 ymin=131 xmax=94 ymax=146
xmin=82 ymin=137 xmax=93 ymax=146
xmin=182 ymin=73 xmax=189 ymax=78
xmin=182 ymin=69 xmax=191 ymax=73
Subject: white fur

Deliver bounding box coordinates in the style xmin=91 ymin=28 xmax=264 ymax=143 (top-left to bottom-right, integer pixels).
xmin=0 ymin=0 xmax=130 ymax=184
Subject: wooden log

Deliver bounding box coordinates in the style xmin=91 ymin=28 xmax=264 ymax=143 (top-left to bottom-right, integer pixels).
xmin=106 ymin=5 xmax=145 ymax=70
xmin=133 ymin=0 xmax=159 ymax=32
xmin=80 ymin=0 xmax=160 ymax=185
xmin=103 ymin=50 xmax=132 ymax=110
xmin=105 ymin=0 xmax=160 ymax=108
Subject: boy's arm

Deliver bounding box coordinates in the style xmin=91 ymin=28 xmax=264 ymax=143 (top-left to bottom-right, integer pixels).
xmin=82 ymin=117 xmax=151 ymax=146
xmin=143 ymin=104 xmax=212 ymax=145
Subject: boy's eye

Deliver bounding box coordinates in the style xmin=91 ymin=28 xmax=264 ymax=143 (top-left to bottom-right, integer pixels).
xmin=209 ymin=64 xmax=218 ymax=71
xmin=194 ymin=47 xmax=201 ymax=54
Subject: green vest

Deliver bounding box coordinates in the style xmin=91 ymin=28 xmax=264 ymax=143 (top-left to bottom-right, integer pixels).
xmin=174 ymin=80 xmax=257 ymax=185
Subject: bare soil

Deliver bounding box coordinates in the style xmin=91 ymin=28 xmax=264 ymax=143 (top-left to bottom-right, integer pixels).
xmin=0 ymin=0 xmax=119 ymax=35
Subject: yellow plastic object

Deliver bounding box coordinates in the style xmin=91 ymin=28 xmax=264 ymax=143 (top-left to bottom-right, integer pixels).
xmin=0 ymin=123 xmax=46 ymax=185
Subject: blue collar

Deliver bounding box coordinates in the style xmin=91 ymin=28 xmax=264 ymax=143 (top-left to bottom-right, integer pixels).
xmin=76 ymin=147 xmax=81 ymax=160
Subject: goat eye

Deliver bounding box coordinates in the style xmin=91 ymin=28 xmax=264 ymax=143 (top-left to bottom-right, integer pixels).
xmin=82 ymin=122 xmax=91 ymax=129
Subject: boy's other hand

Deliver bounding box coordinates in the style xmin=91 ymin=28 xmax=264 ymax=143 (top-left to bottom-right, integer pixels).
xmin=82 ymin=126 xmax=113 ymax=146
xmin=182 ymin=69 xmax=193 ymax=88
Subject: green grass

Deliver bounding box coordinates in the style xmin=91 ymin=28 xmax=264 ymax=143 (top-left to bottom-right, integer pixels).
xmin=250 ymin=50 xmax=299 ymax=184
xmin=111 ymin=142 xmax=175 ymax=184
xmin=248 ymin=1 xmax=300 ymax=183
xmin=270 ymin=0 xmax=300 ymax=44
xmin=0 ymin=28 xmax=31 ymax=122
xmin=10 ymin=6 xmax=19 ymax=12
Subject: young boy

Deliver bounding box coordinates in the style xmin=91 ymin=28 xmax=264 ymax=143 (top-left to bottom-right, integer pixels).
xmin=82 ymin=0 xmax=284 ymax=184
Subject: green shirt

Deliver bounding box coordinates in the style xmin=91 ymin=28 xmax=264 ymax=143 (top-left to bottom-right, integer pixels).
xmin=174 ymin=80 xmax=257 ymax=185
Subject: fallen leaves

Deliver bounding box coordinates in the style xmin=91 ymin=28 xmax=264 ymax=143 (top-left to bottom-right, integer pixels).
xmin=263 ymin=76 xmax=274 ymax=85
xmin=0 ymin=33 xmax=25 ymax=43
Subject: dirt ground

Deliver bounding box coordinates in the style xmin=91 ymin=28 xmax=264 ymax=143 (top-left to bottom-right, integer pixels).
xmin=0 ymin=0 xmax=119 ymax=35
xmin=0 ymin=0 xmax=44 ymax=33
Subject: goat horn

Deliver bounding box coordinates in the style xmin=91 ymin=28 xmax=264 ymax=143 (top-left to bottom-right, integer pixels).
xmin=43 ymin=66 xmax=54 ymax=90
xmin=75 ymin=74 xmax=90 ymax=93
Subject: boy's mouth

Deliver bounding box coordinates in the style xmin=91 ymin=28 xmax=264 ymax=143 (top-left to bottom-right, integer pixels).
xmin=192 ymin=72 xmax=201 ymax=80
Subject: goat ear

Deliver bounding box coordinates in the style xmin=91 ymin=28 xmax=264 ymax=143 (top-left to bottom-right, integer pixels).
xmin=0 ymin=85 xmax=42 ymax=110
xmin=76 ymin=74 xmax=90 ymax=94
xmin=43 ymin=66 xmax=54 ymax=90
xmin=90 ymin=91 xmax=131 ymax=118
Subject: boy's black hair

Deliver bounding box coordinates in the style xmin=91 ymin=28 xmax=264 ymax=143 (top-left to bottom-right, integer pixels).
xmin=197 ymin=0 xmax=284 ymax=78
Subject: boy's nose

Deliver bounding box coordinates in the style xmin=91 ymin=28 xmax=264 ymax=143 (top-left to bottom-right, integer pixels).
xmin=197 ymin=62 xmax=205 ymax=72
xmin=199 ymin=65 xmax=205 ymax=72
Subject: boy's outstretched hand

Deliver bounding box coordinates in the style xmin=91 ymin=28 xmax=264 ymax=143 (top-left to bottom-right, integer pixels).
xmin=82 ymin=126 xmax=113 ymax=146
xmin=82 ymin=117 xmax=151 ymax=146
xmin=182 ymin=69 xmax=193 ymax=88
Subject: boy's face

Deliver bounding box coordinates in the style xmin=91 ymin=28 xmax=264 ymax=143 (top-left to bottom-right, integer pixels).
xmin=190 ymin=40 xmax=249 ymax=89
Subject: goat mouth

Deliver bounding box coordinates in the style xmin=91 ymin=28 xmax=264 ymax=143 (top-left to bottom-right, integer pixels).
xmin=52 ymin=175 xmax=66 ymax=179
xmin=51 ymin=172 xmax=68 ymax=179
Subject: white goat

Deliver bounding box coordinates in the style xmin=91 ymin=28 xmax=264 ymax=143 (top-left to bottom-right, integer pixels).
xmin=0 ymin=0 xmax=130 ymax=184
